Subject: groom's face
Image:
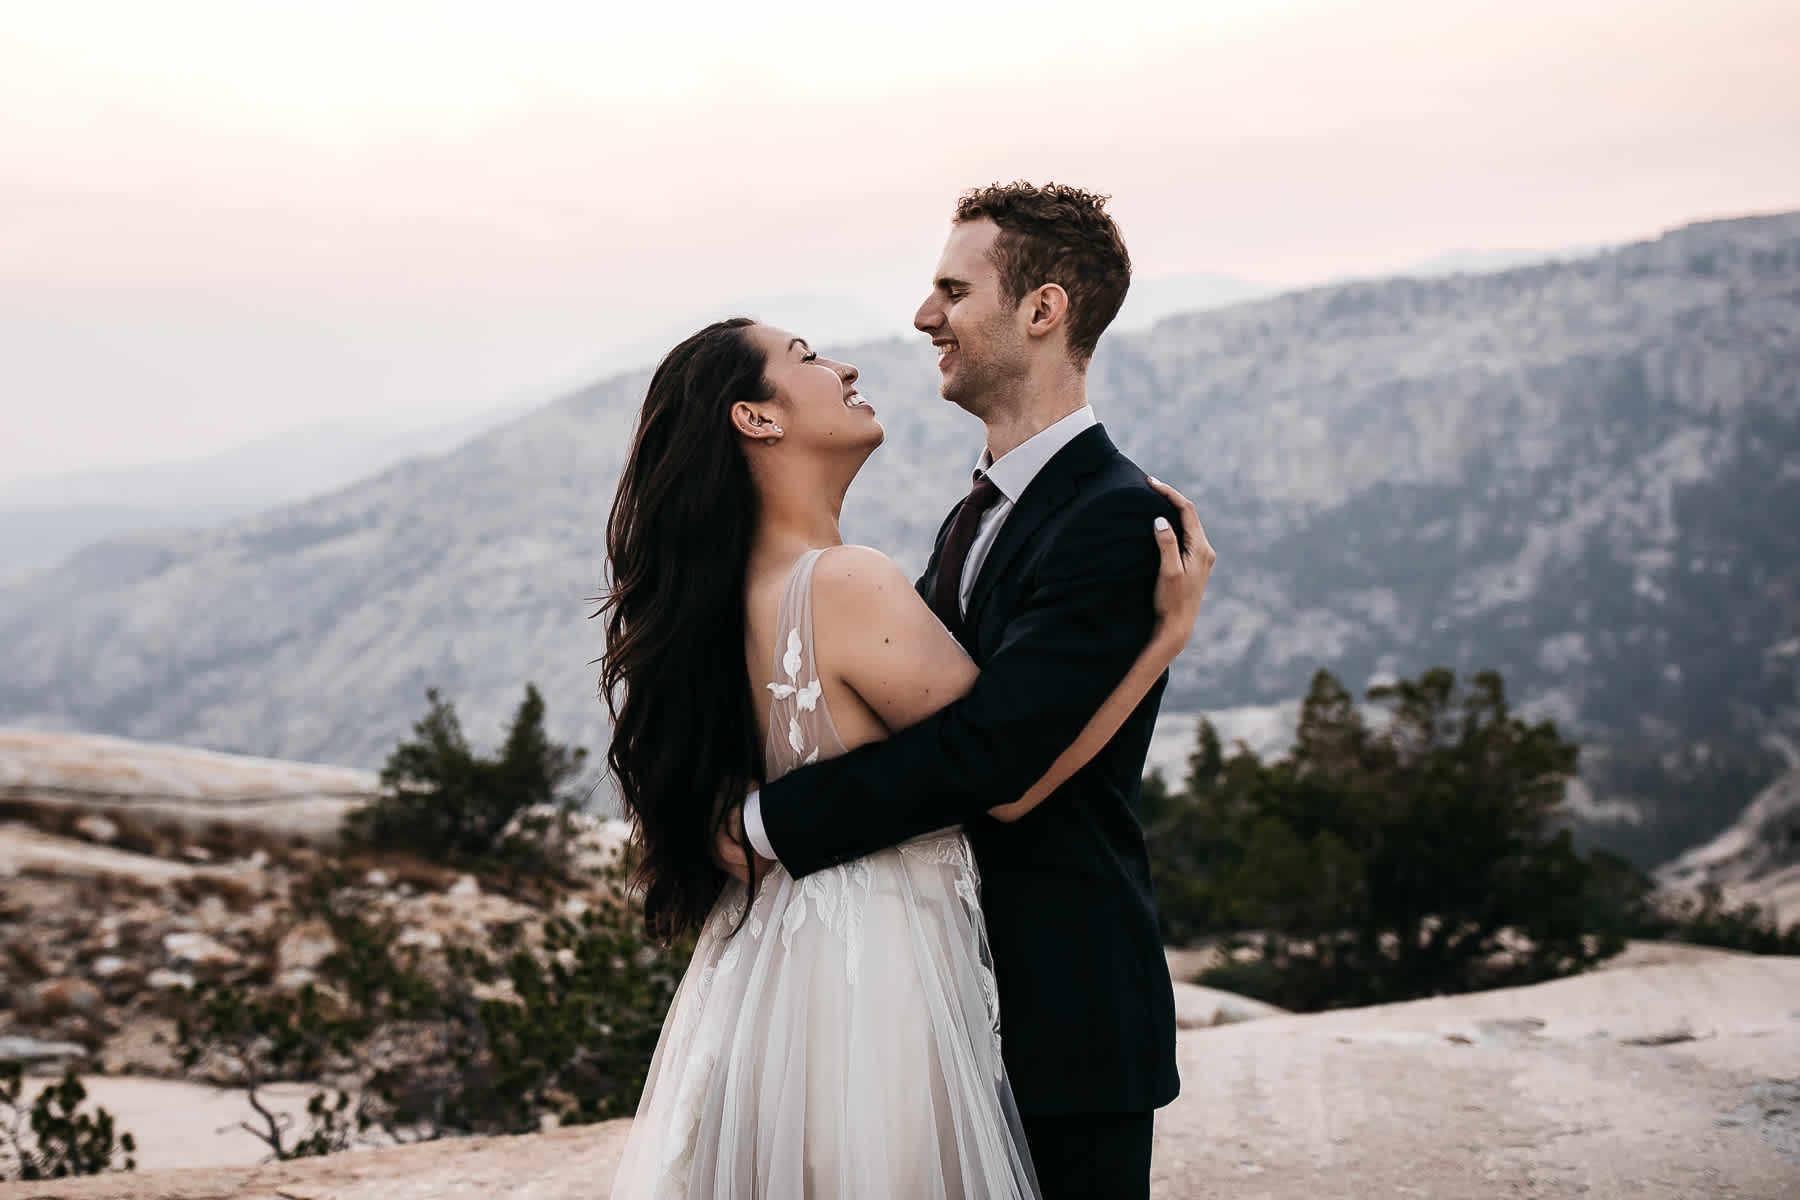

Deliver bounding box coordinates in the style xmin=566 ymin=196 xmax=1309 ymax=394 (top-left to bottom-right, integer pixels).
xmin=914 ymin=218 xmax=1028 ymax=416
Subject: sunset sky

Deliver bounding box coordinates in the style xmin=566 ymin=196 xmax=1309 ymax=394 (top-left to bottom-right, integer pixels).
xmin=5 ymin=0 xmax=1798 ymax=481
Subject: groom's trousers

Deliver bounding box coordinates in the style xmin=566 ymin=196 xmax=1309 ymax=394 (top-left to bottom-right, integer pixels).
xmin=1022 ymin=1111 xmax=1154 ymax=1200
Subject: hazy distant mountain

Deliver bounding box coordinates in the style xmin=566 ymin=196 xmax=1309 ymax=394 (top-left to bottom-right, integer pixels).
xmin=1 ymin=212 xmax=1794 ymax=867
xmin=0 ymin=292 xmax=913 ymax=590
xmin=1398 ymin=243 xmax=1609 ymax=278
xmin=0 ymin=502 xmax=240 ymax=586
xmin=0 ymin=404 xmax=529 ymax=585
xmin=0 ymin=255 xmax=1575 ymax=587
xmin=1114 ymin=272 xmax=1272 ymax=330
xmin=1111 ymin=244 xmax=1607 ymax=335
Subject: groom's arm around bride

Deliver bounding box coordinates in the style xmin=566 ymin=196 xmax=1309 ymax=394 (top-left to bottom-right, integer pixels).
xmin=754 ymin=456 xmax=1177 ymax=871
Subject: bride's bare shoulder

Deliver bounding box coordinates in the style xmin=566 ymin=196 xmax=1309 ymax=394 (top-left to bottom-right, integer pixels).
xmin=811 ymin=545 xmax=973 ymax=719
xmin=810 ymin=544 xmax=937 ymax=637
xmin=811 ymin=544 xmax=916 ymax=602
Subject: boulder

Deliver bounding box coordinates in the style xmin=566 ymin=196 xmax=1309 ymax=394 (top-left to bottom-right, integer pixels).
xmin=1171 ymin=980 xmax=1288 ymax=1029
xmin=147 ymin=968 xmax=197 ymax=992
xmin=0 ymin=1034 xmax=88 ymax=1066
xmin=21 ymin=977 xmax=104 ymax=1020
xmin=89 ymin=954 xmax=148 ymax=1002
xmin=1164 ymin=944 xmax=1224 ymax=981
xmin=90 ymin=954 xmax=134 ymax=979
xmin=162 ymin=931 xmax=240 ymax=971
xmin=0 ymin=728 xmax=379 ymax=844
xmin=276 ymin=919 xmax=338 ymax=974
xmin=74 ymin=814 xmax=120 ymax=845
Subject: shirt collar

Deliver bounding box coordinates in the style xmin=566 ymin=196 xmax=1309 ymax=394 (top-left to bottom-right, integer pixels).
xmin=975 ymin=406 xmax=1098 ymax=502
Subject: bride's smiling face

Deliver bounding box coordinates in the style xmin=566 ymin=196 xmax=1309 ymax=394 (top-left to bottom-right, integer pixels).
xmin=746 ymin=324 xmax=883 ymax=455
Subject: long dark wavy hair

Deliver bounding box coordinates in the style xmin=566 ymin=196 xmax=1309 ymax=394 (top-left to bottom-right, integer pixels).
xmin=599 ymin=318 xmax=769 ymax=942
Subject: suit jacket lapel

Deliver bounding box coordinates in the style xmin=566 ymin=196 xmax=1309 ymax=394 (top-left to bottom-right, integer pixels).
xmin=964 ymin=424 xmax=1117 ymax=633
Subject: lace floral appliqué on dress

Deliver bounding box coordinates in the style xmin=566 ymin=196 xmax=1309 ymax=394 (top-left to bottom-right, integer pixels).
xmin=609 ymin=547 xmax=1040 ymax=1200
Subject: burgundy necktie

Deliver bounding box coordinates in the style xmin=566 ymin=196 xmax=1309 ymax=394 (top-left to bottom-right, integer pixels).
xmin=931 ymin=474 xmax=1003 ymax=623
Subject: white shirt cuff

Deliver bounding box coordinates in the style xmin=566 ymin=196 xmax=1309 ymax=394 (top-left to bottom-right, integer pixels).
xmin=743 ymin=789 xmax=776 ymax=861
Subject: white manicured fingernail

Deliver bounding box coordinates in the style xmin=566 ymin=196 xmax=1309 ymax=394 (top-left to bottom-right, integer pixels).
xmin=1154 ymin=516 xmax=1171 ymax=532
xmin=1147 ymin=476 xmax=1161 ymax=487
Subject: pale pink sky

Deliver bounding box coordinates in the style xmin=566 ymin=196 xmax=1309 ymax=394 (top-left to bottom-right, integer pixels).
xmin=4 ymin=0 xmax=1798 ymax=480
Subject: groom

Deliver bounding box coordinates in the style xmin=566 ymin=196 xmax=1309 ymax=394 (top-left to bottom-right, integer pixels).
xmin=726 ymin=181 xmax=1181 ymax=1199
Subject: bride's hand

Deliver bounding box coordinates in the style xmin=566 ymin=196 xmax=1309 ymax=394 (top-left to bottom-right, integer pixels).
xmin=714 ymin=799 xmax=775 ymax=886
xmin=1147 ymin=477 xmax=1214 ymax=655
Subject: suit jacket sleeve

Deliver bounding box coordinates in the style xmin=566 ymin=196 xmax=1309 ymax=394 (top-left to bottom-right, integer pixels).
xmin=760 ymin=484 xmax=1169 ymax=878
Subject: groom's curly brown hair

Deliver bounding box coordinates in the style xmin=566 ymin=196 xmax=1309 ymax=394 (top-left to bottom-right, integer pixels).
xmin=954 ymin=181 xmax=1132 ymax=363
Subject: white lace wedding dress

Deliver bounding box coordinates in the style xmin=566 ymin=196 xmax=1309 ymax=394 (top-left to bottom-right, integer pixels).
xmin=610 ymin=548 xmax=1041 ymax=1199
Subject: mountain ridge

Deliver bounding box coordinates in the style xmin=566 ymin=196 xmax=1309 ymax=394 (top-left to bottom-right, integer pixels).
xmin=3 ymin=210 xmax=1795 ymax=865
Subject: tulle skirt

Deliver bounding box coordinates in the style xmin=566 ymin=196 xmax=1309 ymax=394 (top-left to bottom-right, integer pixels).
xmin=610 ymin=830 xmax=1041 ymax=1199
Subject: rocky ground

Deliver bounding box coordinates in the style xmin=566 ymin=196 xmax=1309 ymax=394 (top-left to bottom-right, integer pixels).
xmin=1 ymin=944 xmax=1795 ymax=1199
xmin=3 ymin=729 xmax=1797 ymax=1197
xmin=0 ymin=812 xmax=612 ymax=1085
xmin=0 ymin=732 xmax=633 ymax=1100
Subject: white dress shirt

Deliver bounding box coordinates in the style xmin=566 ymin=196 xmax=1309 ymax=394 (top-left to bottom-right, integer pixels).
xmin=949 ymin=405 xmax=1097 ymax=616
xmin=743 ymin=406 xmax=1097 ymax=861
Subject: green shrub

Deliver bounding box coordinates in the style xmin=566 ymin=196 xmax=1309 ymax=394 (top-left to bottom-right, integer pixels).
xmin=344 ymin=684 xmax=587 ymax=871
xmin=445 ymin=871 xmax=694 ymax=1130
xmin=1151 ymin=667 xmax=1639 ymax=1010
xmin=0 ymin=1065 xmax=136 ymax=1180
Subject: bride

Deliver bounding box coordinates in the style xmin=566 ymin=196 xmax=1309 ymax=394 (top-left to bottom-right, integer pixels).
xmin=600 ymin=318 xmax=1208 ymax=1199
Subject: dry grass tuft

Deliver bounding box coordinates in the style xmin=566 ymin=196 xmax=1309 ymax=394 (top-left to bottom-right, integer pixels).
xmin=341 ymin=850 xmax=463 ymax=893
xmin=5 ymin=931 xmax=52 ymax=980
xmin=171 ymin=873 xmax=264 ymax=912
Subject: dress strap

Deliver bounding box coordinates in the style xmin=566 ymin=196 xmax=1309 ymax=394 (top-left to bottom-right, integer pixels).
xmin=774 ymin=547 xmax=828 ymax=648
xmin=764 ymin=548 xmax=829 ymax=778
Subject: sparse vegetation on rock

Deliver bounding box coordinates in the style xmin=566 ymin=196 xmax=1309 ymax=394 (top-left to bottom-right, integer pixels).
xmin=1631 ymin=882 xmax=1800 ymax=956
xmin=168 ymin=686 xmax=689 ymax=1156
xmin=0 ymin=1063 xmax=136 ymax=1180
xmin=176 ymin=857 xmax=689 ymax=1152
